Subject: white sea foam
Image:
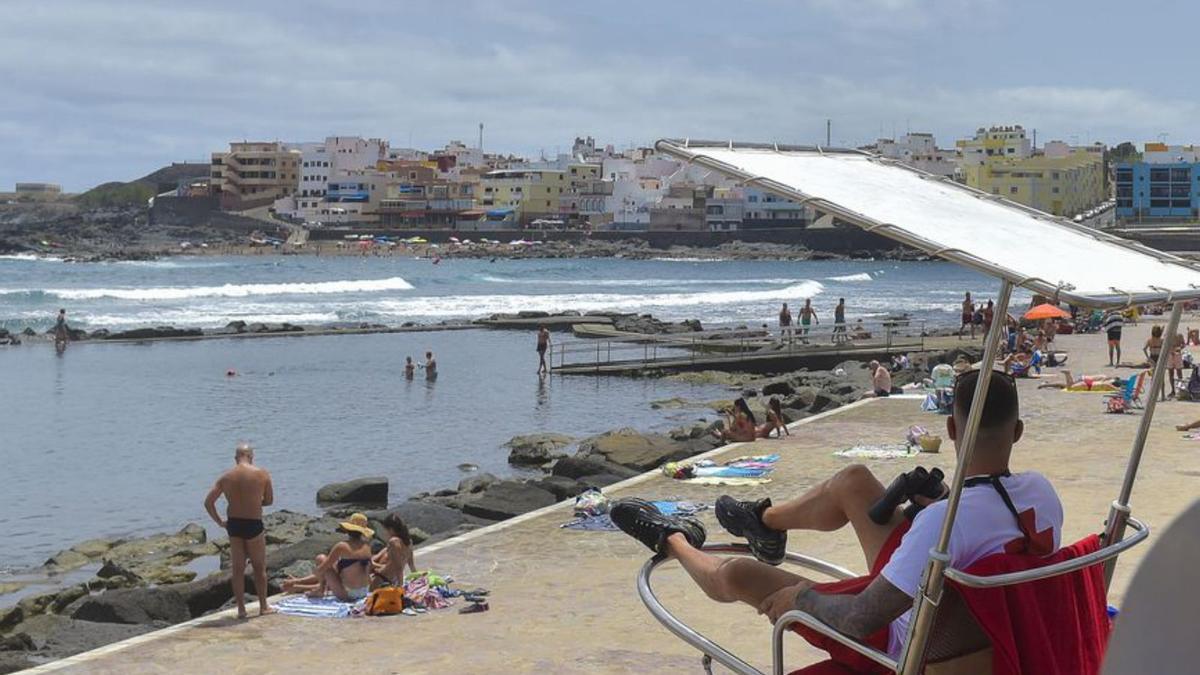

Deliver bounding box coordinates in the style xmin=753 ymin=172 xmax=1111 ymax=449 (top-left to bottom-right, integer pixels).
xmin=0 ymin=253 xmax=63 ymax=263
xmin=365 ymin=280 xmax=826 ymax=319
xmin=478 ymin=275 xmax=808 ymax=287
xmin=35 ymin=277 xmax=415 ymax=301
xmin=825 ymin=272 xmax=873 ymax=282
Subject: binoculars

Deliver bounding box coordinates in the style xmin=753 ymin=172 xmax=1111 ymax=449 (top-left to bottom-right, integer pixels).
xmin=868 ymin=466 xmax=946 ymax=525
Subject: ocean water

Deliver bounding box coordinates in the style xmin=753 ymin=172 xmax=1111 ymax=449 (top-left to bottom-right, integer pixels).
xmin=0 ymin=254 xmax=1014 ymax=332
xmin=0 ymin=255 xmax=1018 ymax=573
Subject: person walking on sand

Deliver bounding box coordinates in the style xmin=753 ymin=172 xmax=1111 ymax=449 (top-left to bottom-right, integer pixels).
xmin=1103 ymin=309 xmax=1123 ymax=366
xmin=204 ymin=443 xmax=275 ymax=619
xmin=831 ymin=298 xmax=847 ymax=344
xmin=799 ymin=299 xmax=819 ymax=342
xmin=537 ymin=325 xmax=551 ymax=374
xmin=778 ymin=303 xmax=794 ymax=344
xmin=424 ymin=350 xmax=438 ymax=380
xmin=404 ymin=356 xmax=415 ymax=380
xmin=959 ymin=292 xmax=975 ymax=339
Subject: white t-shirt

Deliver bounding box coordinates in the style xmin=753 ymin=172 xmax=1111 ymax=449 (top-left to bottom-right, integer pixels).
xmin=879 ymin=471 xmax=1063 ymax=657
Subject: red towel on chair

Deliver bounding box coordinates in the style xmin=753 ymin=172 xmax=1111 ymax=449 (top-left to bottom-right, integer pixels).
xmin=790 ymin=530 xmax=1110 ymax=675
xmin=789 ymin=521 xmax=911 ymax=675
xmin=951 ymin=534 xmax=1110 ymax=675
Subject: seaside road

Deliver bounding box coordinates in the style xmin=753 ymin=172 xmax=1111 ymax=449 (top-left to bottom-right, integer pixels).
xmin=32 ymin=318 xmax=1199 ymax=674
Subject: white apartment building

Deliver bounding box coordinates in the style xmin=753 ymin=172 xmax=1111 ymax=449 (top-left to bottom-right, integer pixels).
xmin=274 ymin=136 xmax=388 ymax=222
xmin=872 ymin=133 xmax=958 ymax=177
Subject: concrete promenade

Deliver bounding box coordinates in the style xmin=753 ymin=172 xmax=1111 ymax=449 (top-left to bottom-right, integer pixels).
xmin=31 ymin=318 xmax=1200 ymax=674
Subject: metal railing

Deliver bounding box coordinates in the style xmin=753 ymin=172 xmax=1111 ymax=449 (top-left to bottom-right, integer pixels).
xmin=551 ymin=319 xmax=927 ymax=372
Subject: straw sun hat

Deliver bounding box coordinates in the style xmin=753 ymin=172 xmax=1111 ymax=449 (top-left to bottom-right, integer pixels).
xmin=338 ymin=513 xmax=375 ymax=538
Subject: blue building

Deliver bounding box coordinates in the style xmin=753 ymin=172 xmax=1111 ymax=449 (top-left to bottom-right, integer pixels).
xmin=1115 ymin=162 xmax=1200 ymax=221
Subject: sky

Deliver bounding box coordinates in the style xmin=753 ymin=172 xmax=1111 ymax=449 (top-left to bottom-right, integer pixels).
xmin=1 ymin=0 xmax=1197 ymax=192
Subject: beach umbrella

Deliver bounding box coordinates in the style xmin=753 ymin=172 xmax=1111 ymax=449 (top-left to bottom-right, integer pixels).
xmin=1024 ymin=303 xmax=1070 ymax=320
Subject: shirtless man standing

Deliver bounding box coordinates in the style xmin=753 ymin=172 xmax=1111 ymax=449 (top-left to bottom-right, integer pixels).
xmin=204 ymin=443 xmax=275 ymax=619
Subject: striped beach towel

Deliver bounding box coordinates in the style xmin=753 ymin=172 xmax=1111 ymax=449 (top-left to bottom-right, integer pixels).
xmin=276 ymin=595 xmax=361 ymax=618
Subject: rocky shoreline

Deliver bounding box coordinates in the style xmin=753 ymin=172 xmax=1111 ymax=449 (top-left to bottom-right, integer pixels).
xmin=0 ymin=310 xmax=704 ymax=347
xmin=0 ymin=345 xmax=978 ymax=672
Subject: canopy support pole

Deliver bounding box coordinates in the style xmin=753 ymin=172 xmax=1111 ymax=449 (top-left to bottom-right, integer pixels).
xmin=897 ymin=279 xmax=1013 ymax=674
xmin=1104 ymin=301 xmax=1183 ymax=585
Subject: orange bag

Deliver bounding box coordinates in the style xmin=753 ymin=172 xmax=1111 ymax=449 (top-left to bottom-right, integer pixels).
xmin=365 ymin=586 xmax=404 ymax=616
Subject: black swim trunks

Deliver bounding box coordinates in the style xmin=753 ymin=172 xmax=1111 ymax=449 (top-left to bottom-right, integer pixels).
xmin=226 ymin=517 xmax=264 ymax=540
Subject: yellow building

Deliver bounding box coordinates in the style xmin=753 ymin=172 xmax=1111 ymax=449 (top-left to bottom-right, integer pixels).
xmin=210 ymin=142 xmax=300 ymax=210
xmin=968 ymin=151 xmax=1104 ymax=217
xmin=479 ymin=169 xmax=567 ymax=223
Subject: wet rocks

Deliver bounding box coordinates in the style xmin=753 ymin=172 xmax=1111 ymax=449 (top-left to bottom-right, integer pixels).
xmin=316 ymin=477 xmax=388 ymax=505
xmin=103 ymin=326 xmax=204 ymax=340
xmin=505 ymin=433 xmax=573 ymax=466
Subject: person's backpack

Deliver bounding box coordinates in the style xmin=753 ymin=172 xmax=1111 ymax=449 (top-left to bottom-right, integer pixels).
xmin=364 ymin=585 xmax=405 ymax=616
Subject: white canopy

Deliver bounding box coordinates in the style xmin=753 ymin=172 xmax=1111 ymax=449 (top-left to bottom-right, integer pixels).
xmin=657 ymin=140 xmax=1200 ymax=307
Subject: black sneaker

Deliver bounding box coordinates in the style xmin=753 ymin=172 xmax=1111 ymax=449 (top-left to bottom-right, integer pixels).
xmin=714 ymin=496 xmax=787 ymax=566
xmin=610 ymin=498 xmax=706 ymax=558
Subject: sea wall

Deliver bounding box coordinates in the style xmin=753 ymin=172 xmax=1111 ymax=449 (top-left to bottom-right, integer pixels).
xmin=308 ymin=226 xmax=901 ymax=253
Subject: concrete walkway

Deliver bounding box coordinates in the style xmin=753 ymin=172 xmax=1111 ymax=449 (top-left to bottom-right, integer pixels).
xmin=32 ymin=318 xmax=1200 ymax=674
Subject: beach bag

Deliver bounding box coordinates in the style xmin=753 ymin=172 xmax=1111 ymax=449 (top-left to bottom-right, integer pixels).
xmin=573 ymin=488 xmax=609 ymax=517
xmin=364 ymin=585 xmax=405 ymax=616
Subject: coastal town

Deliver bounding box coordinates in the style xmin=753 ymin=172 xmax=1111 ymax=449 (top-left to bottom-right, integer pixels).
xmin=7 ymin=127 xmax=1199 ymax=241
xmin=6 ymin=2 xmax=1200 ymax=674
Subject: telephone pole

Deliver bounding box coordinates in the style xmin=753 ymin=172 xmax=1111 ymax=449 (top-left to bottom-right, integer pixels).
xmin=826 ymin=119 xmax=831 ymax=147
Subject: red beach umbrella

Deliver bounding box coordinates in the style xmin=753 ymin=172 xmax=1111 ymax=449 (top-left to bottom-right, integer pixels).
xmin=1024 ymin=303 xmax=1071 ymax=321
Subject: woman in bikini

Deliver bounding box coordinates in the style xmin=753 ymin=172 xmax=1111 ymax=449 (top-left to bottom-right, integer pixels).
xmin=712 ymin=398 xmax=757 ymax=443
xmin=371 ymin=513 xmax=416 ymax=589
xmin=1145 ymin=325 xmax=1167 ymax=400
xmin=281 ymin=513 xmax=376 ymax=601
xmin=1168 ymin=331 xmax=1185 ymax=398
xmin=756 ymin=397 xmax=790 ymax=438
xmin=1037 ymin=370 xmax=1121 ymax=391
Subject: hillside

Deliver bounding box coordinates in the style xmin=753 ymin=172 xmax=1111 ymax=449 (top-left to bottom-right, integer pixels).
xmin=74 ymin=162 xmax=209 ymax=208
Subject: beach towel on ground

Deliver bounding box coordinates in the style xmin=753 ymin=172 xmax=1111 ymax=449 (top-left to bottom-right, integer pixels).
xmin=836 ymin=444 xmax=918 ymax=459
xmin=276 ymin=595 xmax=361 ymax=618
xmin=562 ymin=500 xmax=708 ymax=531
xmin=662 ymin=455 xmax=780 ymax=480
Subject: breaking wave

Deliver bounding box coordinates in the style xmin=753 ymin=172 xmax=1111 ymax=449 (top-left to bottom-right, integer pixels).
xmin=825 ymin=272 xmax=872 ymax=282
xmin=7 ymin=277 xmax=415 ymax=301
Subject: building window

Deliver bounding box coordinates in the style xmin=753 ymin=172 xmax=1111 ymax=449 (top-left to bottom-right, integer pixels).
xmin=1007 ymin=148 xmax=1015 ymax=154
xmin=1009 ymin=187 xmax=1018 ymax=194
xmin=1052 ymin=187 xmax=1060 ymax=194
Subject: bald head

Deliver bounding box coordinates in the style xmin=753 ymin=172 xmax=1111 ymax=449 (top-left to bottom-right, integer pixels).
xmin=235 ymin=442 xmax=254 ymax=463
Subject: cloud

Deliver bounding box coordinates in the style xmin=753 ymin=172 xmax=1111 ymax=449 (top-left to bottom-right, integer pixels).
xmin=0 ymin=0 xmax=1194 ymax=191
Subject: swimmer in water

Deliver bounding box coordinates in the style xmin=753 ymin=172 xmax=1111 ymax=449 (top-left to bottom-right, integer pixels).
xmin=404 ymin=356 xmax=415 ymax=380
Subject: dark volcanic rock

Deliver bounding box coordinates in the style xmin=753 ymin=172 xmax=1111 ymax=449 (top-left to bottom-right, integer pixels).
xmin=5 ymin=613 xmax=163 ymax=660
xmin=375 ymin=501 xmax=480 ymax=536
xmin=70 ymin=587 xmax=190 ymax=625
xmin=551 ymin=455 xmax=639 ymax=481
xmin=576 ymin=473 xmax=626 ymax=490
xmin=457 ymin=472 xmax=498 ymax=494
xmin=533 ymin=476 xmax=587 ymax=501
xmin=316 ymin=477 xmax=388 ymax=505
xmin=103 ymin=326 xmax=203 ymax=340
xmin=577 ymin=428 xmax=696 ymax=471
xmin=460 ymin=481 xmax=557 ymax=521
xmin=0 ymin=653 xmax=33 ymax=674
xmin=505 ymin=433 xmax=573 ymax=466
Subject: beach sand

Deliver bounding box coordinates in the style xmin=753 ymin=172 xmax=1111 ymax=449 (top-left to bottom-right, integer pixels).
xmin=31 ymin=316 xmax=1200 ymax=674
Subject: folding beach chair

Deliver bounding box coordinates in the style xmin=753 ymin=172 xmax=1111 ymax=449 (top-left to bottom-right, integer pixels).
xmin=1104 ymin=372 xmax=1147 ymax=413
